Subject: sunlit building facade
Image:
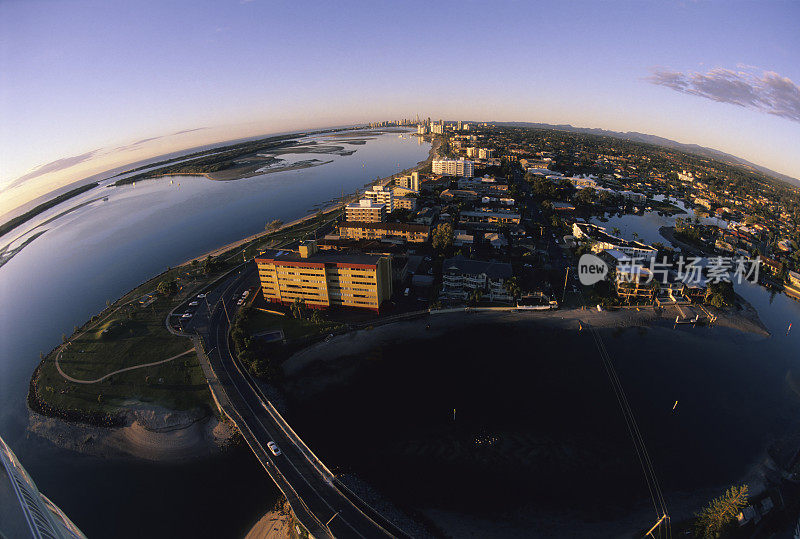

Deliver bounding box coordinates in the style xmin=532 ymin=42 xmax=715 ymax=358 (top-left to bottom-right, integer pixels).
xmin=255 ymin=242 xmax=392 ymax=312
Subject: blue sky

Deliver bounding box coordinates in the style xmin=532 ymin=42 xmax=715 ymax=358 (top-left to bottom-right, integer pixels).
xmin=1 ymin=0 xmax=799 ymax=213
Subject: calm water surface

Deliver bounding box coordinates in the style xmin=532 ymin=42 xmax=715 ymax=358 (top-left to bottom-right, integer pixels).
xmin=0 ymin=129 xmax=430 ymax=537
xmin=287 ymin=205 xmax=800 ymax=527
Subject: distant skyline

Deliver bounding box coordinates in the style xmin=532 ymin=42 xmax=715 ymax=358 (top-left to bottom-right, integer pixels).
xmin=1 ymin=0 xmax=799 ymax=215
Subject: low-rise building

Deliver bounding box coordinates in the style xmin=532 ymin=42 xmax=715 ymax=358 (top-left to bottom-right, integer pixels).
xmin=337 ymin=221 xmax=430 ymax=243
xmin=441 ymin=189 xmax=479 ymax=202
xmin=394 ymin=195 xmax=418 ymax=211
xmin=572 ymin=222 xmax=657 ymax=259
xmin=760 ymin=255 xmax=783 ymax=276
xmin=600 ymin=250 xmax=657 ymax=302
xmin=255 ymin=241 xmax=393 ymax=312
xmin=413 ymin=206 xmax=439 ymax=226
xmin=551 ymin=202 xmax=576 ymax=212
xmin=453 ymin=229 xmax=474 ymax=247
xmin=345 ymin=199 xmax=386 ymax=222
xmin=460 ymin=210 xmax=521 ymax=225
xmin=484 ymin=232 xmax=508 ymax=249
xmin=440 ymin=257 xmax=513 ymax=302
xmin=567 ymin=176 xmax=598 ymax=189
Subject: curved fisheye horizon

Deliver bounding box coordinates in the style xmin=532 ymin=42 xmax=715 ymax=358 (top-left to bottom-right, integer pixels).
xmin=1 ymin=0 xmax=799 ymax=218
xmin=2 ymin=2 xmax=800 ymax=539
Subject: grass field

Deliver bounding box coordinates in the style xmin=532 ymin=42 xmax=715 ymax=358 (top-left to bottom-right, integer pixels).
xmin=32 ymin=266 xmax=214 ymax=416
xmin=244 ymin=310 xmax=343 ymax=341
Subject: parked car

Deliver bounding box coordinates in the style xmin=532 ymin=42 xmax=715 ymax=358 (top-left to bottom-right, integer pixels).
xmin=189 ymin=301 xmax=199 ymax=306
xmin=181 ymin=313 xmax=192 ymax=319
xmin=267 ymin=441 xmax=281 ymax=456
xmin=197 ymin=293 xmax=206 ymax=299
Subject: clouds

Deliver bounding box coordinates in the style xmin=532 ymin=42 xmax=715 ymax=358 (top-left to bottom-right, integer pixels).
xmin=647 ymin=67 xmax=800 ymax=122
xmin=5 ymin=149 xmax=100 ymax=190
xmin=5 ymin=126 xmax=211 ymax=191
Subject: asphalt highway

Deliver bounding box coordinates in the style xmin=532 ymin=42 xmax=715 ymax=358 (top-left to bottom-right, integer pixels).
xmin=184 ymin=263 xmax=406 ymax=539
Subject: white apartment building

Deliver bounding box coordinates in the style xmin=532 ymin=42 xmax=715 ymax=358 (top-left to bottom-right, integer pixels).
xmin=362 ymin=184 xmax=394 ymax=212
xmin=345 ymin=199 xmax=386 ymax=222
xmin=478 ymin=148 xmax=493 ymax=159
xmin=431 ymin=123 xmax=444 ymax=134
xmin=432 ymin=157 xmax=474 ymax=178
xmin=466 ymin=147 xmax=478 ymax=158
xmin=396 ymin=172 xmax=420 ymax=191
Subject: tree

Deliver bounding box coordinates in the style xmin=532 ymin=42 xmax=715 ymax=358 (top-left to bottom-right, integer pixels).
xmin=468 ymin=288 xmax=483 ymax=306
xmin=266 ymin=219 xmax=283 ymax=231
xmin=291 ymin=298 xmax=306 ymax=320
xmin=504 ymin=277 xmax=521 ymax=302
xmin=573 ymin=187 xmax=596 ymax=208
xmin=694 ymin=485 xmax=749 ymax=538
xmin=611 ymin=227 xmax=621 ymax=237
xmin=432 ymin=223 xmax=454 ymax=252
xmin=157 ymin=279 xmax=178 ymax=296
xmin=706 ymin=280 xmax=735 ymax=308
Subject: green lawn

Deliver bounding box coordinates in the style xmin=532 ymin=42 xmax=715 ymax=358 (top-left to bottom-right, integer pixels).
xmin=30 ymin=206 xmax=347 ymax=418
xmin=33 ymin=267 xmax=214 ymax=415
xmin=244 ymin=310 xmax=342 ymax=341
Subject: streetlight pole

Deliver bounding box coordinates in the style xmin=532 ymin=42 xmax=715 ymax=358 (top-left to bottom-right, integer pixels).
xmin=325 ymin=511 xmax=340 ymax=528
xmin=222 ymin=299 xmax=231 ymax=326
xmin=562 ymin=266 xmax=570 ymax=305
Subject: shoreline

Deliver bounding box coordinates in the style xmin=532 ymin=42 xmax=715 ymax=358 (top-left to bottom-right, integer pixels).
xmin=279 ymin=306 xmax=777 ymax=538
xmin=282 ymin=304 xmax=769 ymax=396
xmin=25 ymin=130 xmax=437 ymax=460
xmin=180 ymin=133 xmax=439 ymax=266
xmin=27 ymin=403 xmax=238 ymax=462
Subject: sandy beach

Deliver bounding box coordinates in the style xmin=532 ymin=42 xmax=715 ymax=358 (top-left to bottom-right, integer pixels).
xmin=28 ymin=403 xmax=237 ymax=461
xmin=243 ymin=499 xmax=293 ymax=539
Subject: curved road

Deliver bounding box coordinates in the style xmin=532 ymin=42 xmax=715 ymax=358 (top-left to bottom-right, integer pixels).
xmin=183 ymin=262 xmax=408 ymax=539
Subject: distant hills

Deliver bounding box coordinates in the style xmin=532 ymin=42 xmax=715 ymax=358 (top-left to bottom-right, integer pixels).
xmin=491 ymin=121 xmax=800 ymax=187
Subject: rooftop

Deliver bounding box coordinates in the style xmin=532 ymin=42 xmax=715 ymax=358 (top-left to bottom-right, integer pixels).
xmin=442 ymin=257 xmax=512 ymax=280
xmin=256 ymin=248 xmax=385 ymax=267
xmin=347 ymin=200 xmax=385 ymax=209
xmin=339 ymin=221 xmax=429 ymax=232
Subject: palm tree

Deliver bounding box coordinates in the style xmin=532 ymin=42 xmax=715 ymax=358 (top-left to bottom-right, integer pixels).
xmin=611 ymin=227 xmax=621 ymax=237
xmin=505 ymin=277 xmax=521 ymax=303
xmin=468 ymin=288 xmax=483 ymax=306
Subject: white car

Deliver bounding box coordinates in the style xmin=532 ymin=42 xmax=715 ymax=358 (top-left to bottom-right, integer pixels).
xmin=197 ymin=293 xmax=207 ymax=299
xmin=237 ymin=298 xmax=245 ymax=306
xmin=267 ymin=441 xmax=281 ymax=456
xmin=189 ymin=301 xmax=199 ymax=306
xmin=181 ymin=313 xmax=192 ymax=319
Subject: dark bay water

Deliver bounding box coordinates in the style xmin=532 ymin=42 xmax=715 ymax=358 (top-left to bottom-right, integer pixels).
xmin=285 ymin=203 xmax=800 ymax=529
xmin=0 ymin=128 xmax=430 ymax=537
xmin=287 ymin=318 xmax=800 ymax=526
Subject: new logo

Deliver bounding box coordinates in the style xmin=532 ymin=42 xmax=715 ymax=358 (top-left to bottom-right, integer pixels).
xmin=578 ymin=253 xmax=608 ymax=285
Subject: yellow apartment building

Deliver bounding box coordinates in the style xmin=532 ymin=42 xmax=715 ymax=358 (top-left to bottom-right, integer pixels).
xmin=255 ymin=241 xmax=392 ymax=312
xmin=337 ymin=221 xmax=430 ymax=243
